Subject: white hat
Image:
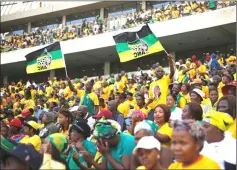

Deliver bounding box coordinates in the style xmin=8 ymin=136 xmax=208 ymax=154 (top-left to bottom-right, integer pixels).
xmin=133 ymin=136 xmax=161 ymax=154
xmin=175 ymin=62 xmax=180 ymax=66
xmin=192 ymin=88 xmax=205 ymax=99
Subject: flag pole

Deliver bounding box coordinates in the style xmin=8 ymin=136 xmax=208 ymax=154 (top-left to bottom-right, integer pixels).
xmin=59 ymin=41 xmax=68 ymax=77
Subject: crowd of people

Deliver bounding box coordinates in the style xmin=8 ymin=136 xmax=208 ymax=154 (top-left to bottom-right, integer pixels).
xmin=1 ymin=0 xmax=236 ymax=53
xmin=0 ymin=49 xmax=236 ymax=169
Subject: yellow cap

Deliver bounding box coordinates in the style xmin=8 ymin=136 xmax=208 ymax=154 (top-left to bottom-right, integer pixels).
xmin=24 ymin=121 xmax=39 ymax=130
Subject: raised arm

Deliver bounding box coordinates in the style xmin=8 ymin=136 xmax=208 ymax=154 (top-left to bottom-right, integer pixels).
xmin=66 ymin=77 xmax=77 ymax=94
xmin=168 ymin=54 xmax=175 ymax=79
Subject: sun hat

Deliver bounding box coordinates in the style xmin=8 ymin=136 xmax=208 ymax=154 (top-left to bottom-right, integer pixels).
xmin=221 ymin=80 xmax=236 ymax=96
xmin=133 ymin=136 xmax=161 ymax=154
xmin=191 ymin=88 xmax=205 ymax=100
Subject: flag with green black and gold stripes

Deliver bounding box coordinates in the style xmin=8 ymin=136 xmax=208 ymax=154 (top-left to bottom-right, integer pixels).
xmin=25 ymin=42 xmax=65 ymax=74
xmin=113 ymin=25 xmax=164 ymax=62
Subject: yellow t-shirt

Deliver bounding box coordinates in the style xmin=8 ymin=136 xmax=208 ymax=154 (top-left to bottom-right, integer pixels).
xmin=46 ymin=86 xmax=53 ymax=97
xmin=202 ymin=86 xmax=209 ymax=99
xmin=77 ymin=90 xmax=99 ymax=106
xmin=134 ymin=105 xmax=150 ymax=116
xmin=121 ymin=76 xmax=128 ymax=85
xmin=125 ymin=98 xmax=137 ymax=107
xmin=197 ymin=65 xmax=207 ymax=74
xmin=168 ymin=155 xmax=221 ymax=169
xmin=74 ymin=82 xmax=81 ymax=89
xmin=178 ymin=70 xmax=185 ymax=83
xmin=128 ymin=87 xmax=136 ymax=94
xmin=157 ymin=122 xmax=173 ymax=147
xmin=19 ymin=135 xmax=41 ymax=151
xmin=31 ymin=89 xmax=37 ymax=100
xmin=101 ymin=86 xmax=110 ymax=101
xmin=227 ymin=119 xmax=236 ymax=139
xmin=149 ymin=75 xmax=170 ymax=109
xmin=114 ymin=81 xmax=125 ymax=94
xmin=64 ymin=86 xmax=73 ymax=100
xmin=24 ymin=99 xmax=35 ymax=109
xmin=118 ymin=102 xmax=130 ymax=118
xmin=93 ymin=81 xmax=102 ymax=91
xmin=99 ymin=104 xmax=108 ymax=111
xmin=136 ymin=166 xmax=146 ymax=170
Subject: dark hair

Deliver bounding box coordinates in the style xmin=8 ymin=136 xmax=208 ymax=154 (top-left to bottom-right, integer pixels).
xmin=168 ymin=94 xmax=177 ymax=102
xmin=58 ymin=108 xmax=72 ymax=123
xmin=182 ymin=83 xmax=191 ymax=92
xmin=156 ymin=104 xmax=171 ymax=122
xmin=51 ymin=102 xmax=57 ymax=107
xmin=136 ymin=93 xmax=145 ymax=101
xmin=126 ymin=92 xmax=133 ymax=97
xmin=217 ymin=95 xmax=236 ymax=119
xmin=25 ymin=124 xmax=39 ymax=135
xmin=186 ymin=102 xmax=203 ymax=121
xmin=51 ymin=144 xmax=69 ymax=170
xmin=209 ymin=86 xmax=218 ymax=93
xmin=115 ymin=92 xmax=126 ymax=100
xmin=29 ymin=108 xmax=34 ymax=115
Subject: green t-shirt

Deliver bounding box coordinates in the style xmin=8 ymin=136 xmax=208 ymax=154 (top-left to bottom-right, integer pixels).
xmin=102 ymin=132 xmax=136 ymax=170
xmin=67 ymin=139 xmax=96 ymax=170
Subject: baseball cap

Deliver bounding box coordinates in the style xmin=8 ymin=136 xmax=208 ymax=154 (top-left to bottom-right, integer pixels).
xmin=222 ymin=80 xmax=236 ymax=96
xmin=191 ymin=88 xmax=205 ymax=100
xmin=23 ymin=121 xmax=39 ymax=130
xmin=8 ymin=144 xmax=43 ymax=170
xmin=133 ymin=136 xmax=161 ymax=154
xmin=93 ymin=110 xmax=112 ymax=119
xmin=21 ymin=109 xmax=31 ymax=118
xmin=7 ymin=118 xmax=22 ymax=128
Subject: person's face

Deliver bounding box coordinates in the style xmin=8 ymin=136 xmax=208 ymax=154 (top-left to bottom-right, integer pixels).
xmin=171 ymin=130 xmax=201 ymax=164
xmin=181 ymin=84 xmax=188 ymax=93
xmin=203 ymin=122 xmax=220 ymax=143
xmin=60 ymin=98 xmax=65 ymax=104
xmin=1 ymin=126 xmax=9 ymax=138
xmin=9 ymin=126 xmax=18 ymax=135
xmin=135 ymin=130 xmax=150 ymax=145
xmin=108 ymin=101 xmax=116 ymax=111
xmin=136 ymin=96 xmax=144 ymax=107
xmin=127 ymin=95 xmax=133 ymax=101
xmin=58 ymin=113 xmax=68 ymax=125
xmin=102 ymin=136 xmax=117 ymax=148
xmin=182 ymin=105 xmax=191 ymax=120
xmin=128 ymin=83 xmax=133 ymax=88
xmin=85 ymin=82 xmax=92 ymax=92
xmin=41 ymin=114 xmax=47 ymax=123
xmin=217 ymin=99 xmax=229 ymax=114
xmin=209 ymin=90 xmax=218 ymax=104
xmin=23 ymin=126 xmax=31 ymax=136
xmin=15 ymin=95 xmax=20 ymax=101
xmin=154 ymin=107 xmax=165 ymax=124
xmin=222 ymin=76 xmax=230 ymax=85
xmin=70 ymin=129 xmax=82 ymax=143
xmin=114 ymin=95 xmax=121 ymax=104
xmin=190 ymin=92 xmax=201 ymax=104
xmin=138 ymin=148 xmax=160 ymax=170
xmin=166 ymin=96 xmax=175 ymax=108
xmin=227 ymin=87 xmax=236 ymax=96
xmin=172 ymin=84 xmax=180 ymax=95
xmin=155 ymin=68 xmax=164 ymax=79
xmin=116 ymin=76 xmax=120 ymax=81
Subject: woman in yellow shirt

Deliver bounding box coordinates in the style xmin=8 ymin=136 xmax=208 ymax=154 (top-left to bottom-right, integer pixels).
xmin=154 ymin=104 xmax=173 ymax=147
xmin=58 ymin=108 xmax=72 ymax=140
xmin=168 ymin=120 xmax=221 ymax=169
xmin=181 ymin=83 xmax=191 ymax=102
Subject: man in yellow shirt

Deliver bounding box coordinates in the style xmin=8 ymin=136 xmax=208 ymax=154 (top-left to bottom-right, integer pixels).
xmin=101 ymin=81 xmax=110 ymax=102
xmin=115 ymin=93 xmax=130 ymax=118
xmin=121 ymin=71 xmax=128 ymax=85
xmin=67 ymin=77 xmax=99 ymax=115
xmin=45 ymin=82 xmax=53 ymax=97
xmin=19 ymin=121 xmax=41 ymax=151
xmin=145 ymin=54 xmax=175 ymax=110
xmin=114 ymin=75 xmax=126 ymax=94
xmin=23 ymin=90 xmax=35 ymax=110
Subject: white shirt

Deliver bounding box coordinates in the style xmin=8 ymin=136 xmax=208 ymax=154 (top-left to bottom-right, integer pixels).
xmin=201 ymin=140 xmax=225 ymax=169
xmin=170 ymin=107 xmax=182 ymax=120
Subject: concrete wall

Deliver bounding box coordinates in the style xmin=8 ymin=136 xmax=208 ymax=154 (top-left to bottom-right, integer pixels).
xmin=1 ymin=6 xmax=236 ymax=65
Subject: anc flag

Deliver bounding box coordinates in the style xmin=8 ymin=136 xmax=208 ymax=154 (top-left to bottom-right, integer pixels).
xmin=25 ymin=42 xmax=65 ymax=74
xmin=113 ymin=25 xmax=164 ymax=62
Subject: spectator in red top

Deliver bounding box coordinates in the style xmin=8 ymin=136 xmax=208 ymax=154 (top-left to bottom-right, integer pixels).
xmin=192 ymin=55 xmax=199 ymax=67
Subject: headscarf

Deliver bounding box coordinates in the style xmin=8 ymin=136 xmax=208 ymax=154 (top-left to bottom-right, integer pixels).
xmin=203 ymin=111 xmax=234 ymax=131
xmin=134 ymin=120 xmax=159 ymax=136
xmin=47 ymin=133 xmax=68 ymax=153
xmin=93 ymin=119 xmax=119 ymax=139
